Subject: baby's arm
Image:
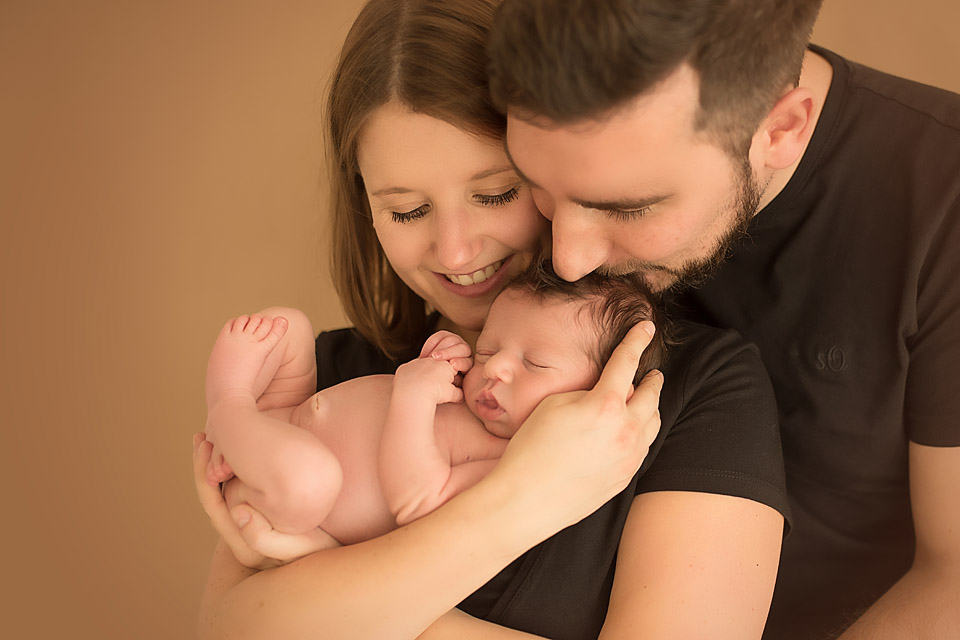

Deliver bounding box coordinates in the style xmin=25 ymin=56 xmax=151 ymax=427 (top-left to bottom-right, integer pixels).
xmin=379 ymin=331 xmax=486 ymax=526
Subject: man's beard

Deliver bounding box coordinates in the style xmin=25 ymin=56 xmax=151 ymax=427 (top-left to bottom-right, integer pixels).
xmin=599 ymin=158 xmax=764 ymax=292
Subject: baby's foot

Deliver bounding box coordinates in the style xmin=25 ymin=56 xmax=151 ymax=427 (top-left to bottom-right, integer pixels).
xmin=206 ymin=314 xmax=288 ymax=407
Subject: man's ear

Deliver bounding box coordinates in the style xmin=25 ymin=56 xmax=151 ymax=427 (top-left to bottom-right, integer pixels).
xmin=749 ymin=86 xmax=815 ymax=171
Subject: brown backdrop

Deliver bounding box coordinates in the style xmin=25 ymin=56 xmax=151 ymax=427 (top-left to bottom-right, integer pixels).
xmin=2 ymin=1 xmax=957 ymax=637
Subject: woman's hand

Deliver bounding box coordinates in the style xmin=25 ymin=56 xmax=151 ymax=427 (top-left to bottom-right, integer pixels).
xmin=488 ymin=322 xmax=663 ymax=538
xmin=193 ymin=433 xmax=339 ymax=569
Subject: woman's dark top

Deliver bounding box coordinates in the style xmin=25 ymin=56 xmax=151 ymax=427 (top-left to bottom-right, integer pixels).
xmin=315 ymin=318 xmax=790 ymax=639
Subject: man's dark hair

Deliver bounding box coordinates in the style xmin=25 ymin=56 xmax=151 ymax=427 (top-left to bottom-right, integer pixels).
xmin=504 ymin=259 xmax=671 ymax=385
xmin=488 ymin=0 xmax=824 ymax=157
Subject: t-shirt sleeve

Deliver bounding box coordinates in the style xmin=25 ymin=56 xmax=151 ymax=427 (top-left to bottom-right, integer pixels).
xmin=905 ymin=188 xmax=960 ymax=446
xmin=636 ymin=325 xmax=792 ymax=528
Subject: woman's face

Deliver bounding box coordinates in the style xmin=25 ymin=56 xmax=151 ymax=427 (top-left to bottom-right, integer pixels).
xmin=358 ymin=100 xmax=548 ymax=336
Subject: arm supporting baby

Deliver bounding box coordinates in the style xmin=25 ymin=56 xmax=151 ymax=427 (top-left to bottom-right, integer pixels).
xmin=380 ymin=331 xmax=504 ymax=526
xmin=196 ymin=323 xmax=662 ymax=639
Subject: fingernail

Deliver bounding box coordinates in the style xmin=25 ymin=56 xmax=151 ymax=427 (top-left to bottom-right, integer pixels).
xmin=641 ymin=321 xmax=655 ymax=336
xmin=233 ymin=509 xmax=251 ymax=529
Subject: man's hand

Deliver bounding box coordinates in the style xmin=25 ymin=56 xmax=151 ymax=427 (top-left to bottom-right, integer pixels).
xmin=488 ymin=322 xmax=663 ymax=537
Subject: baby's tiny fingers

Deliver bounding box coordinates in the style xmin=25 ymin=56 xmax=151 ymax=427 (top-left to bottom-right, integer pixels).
xmin=447 ymin=356 xmax=473 ymax=373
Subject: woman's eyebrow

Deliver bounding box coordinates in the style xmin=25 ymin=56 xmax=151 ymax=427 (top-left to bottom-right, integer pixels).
xmin=369 ymin=167 xmax=517 ymax=198
xmin=470 ymin=165 xmax=517 ymax=181
xmin=369 ymin=185 xmax=413 ymax=197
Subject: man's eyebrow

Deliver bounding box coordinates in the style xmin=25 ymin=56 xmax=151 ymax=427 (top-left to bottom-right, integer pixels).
xmin=574 ymin=193 xmax=671 ymax=212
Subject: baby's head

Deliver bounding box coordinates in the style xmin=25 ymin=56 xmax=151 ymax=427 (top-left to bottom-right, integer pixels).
xmin=462 ymin=260 xmax=667 ymax=438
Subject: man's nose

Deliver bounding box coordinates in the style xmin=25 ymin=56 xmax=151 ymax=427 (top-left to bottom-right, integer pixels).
xmin=550 ymin=205 xmax=609 ymax=281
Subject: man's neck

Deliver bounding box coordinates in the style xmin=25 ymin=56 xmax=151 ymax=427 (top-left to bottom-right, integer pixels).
xmin=756 ymin=49 xmax=834 ymax=211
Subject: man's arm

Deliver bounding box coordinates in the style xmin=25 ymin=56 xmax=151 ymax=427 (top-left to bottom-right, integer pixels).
xmin=599 ymin=491 xmax=783 ymax=639
xmin=837 ymin=442 xmax=960 ymax=639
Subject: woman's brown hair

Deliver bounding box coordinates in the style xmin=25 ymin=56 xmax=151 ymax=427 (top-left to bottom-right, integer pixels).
xmin=326 ymin=0 xmax=503 ymax=358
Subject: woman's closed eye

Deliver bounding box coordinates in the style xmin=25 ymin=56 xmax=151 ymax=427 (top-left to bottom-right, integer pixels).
xmin=391 ymin=203 xmax=430 ymax=224
xmin=475 ymin=186 xmax=520 ymax=207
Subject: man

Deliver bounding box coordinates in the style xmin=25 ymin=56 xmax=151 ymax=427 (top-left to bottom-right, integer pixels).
xmin=488 ymin=0 xmax=960 ymax=638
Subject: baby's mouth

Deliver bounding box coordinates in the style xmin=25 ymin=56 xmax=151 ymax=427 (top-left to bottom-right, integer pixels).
xmin=474 ymin=388 xmax=504 ymax=416
xmin=444 ymin=259 xmax=504 ymax=286
xmin=476 ymin=393 xmax=501 ymax=411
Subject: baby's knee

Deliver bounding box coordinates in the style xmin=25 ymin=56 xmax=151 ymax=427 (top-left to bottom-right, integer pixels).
xmin=268 ymin=444 xmax=344 ymax=530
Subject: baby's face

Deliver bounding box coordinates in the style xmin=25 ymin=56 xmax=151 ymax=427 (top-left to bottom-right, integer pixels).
xmin=462 ymin=289 xmax=600 ymax=438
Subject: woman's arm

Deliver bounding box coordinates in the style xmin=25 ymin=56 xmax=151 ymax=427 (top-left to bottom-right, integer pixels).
xmin=600 ymin=491 xmax=783 ymax=639
xmin=197 ymin=323 xmax=663 ymax=639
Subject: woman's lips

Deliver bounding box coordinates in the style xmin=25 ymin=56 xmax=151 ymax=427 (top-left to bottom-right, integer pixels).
xmin=433 ymin=255 xmax=513 ymax=298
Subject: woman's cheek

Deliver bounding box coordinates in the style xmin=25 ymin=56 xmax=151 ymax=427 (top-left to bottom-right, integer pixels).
xmin=507 ymin=199 xmax=550 ymax=252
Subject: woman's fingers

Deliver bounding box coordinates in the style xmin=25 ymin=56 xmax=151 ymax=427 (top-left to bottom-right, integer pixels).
xmin=193 ymin=433 xmax=268 ymax=569
xmin=592 ymin=322 xmax=655 ymax=399
xmin=232 ymin=506 xmax=341 ymax=561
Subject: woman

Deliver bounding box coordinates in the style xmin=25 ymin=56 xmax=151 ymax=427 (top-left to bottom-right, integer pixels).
xmin=195 ymin=1 xmax=789 ymax=637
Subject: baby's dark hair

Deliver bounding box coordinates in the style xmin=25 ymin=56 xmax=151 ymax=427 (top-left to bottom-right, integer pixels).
xmin=502 ymin=260 xmax=670 ymax=385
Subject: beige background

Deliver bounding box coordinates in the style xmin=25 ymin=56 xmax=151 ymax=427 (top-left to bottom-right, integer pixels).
xmin=2 ymin=1 xmax=958 ymax=637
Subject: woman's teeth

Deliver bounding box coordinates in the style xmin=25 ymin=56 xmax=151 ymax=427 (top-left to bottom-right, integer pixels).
xmin=445 ymin=260 xmax=503 ymax=286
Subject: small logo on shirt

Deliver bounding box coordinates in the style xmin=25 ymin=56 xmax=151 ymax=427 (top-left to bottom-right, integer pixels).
xmin=815 ymin=347 xmax=847 ymax=373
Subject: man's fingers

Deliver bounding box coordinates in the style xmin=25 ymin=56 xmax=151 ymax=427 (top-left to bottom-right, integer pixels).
xmin=593 ymin=321 xmax=655 ymax=397
xmin=628 ymin=369 xmax=664 ymax=445
xmin=628 ymin=368 xmax=664 ymax=406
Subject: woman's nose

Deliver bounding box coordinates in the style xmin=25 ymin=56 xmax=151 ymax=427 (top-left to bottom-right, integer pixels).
xmin=433 ymin=209 xmax=482 ymax=271
xmin=483 ymin=352 xmax=514 ymax=384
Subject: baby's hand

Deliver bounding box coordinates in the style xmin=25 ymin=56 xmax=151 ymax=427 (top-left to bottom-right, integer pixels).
xmin=420 ymin=330 xmax=473 ymax=372
xmin=396 ymin=333 xmax=473 ymax=404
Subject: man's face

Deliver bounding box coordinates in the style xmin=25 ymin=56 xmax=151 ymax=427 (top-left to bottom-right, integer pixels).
xmin=506 ymin=65 xmax=764 ymax=291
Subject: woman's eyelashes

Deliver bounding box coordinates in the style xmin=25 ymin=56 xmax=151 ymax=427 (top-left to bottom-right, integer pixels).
xmin=475 ymin=185 xmax=520 ymax=206
xmin=391 ymin=204 xmax=430 ymax=224
xmin=388 ymin=186 xmax=521 ymax=224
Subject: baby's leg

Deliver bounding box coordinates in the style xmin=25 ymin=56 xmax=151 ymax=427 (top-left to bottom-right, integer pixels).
xmin=205 ymin=308 xmax=339 ymax=534
xmin=219 ymin=403 xmax=345 ymax=535
xmin=254 ymin=307 xmax=318 ymax=411
xmin=205 ymin=307 xmax=316 ymax=410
